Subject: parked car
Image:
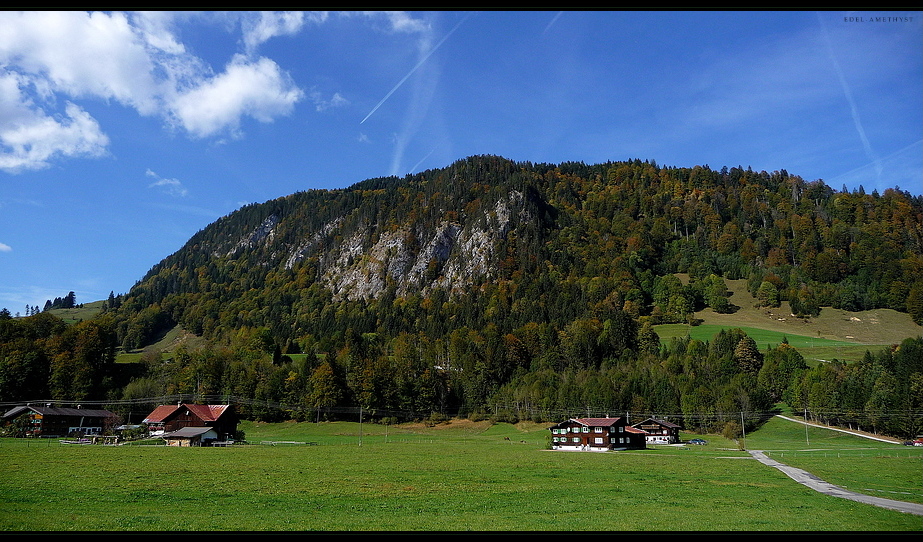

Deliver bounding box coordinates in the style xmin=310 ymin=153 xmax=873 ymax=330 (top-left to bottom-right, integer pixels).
xmin=688 ymin=438 xmax=707 ymax=445
xmin=913 ymin=438 xmax=923 ymax=447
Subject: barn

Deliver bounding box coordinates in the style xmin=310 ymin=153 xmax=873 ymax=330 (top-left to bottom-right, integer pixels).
xmin=161 ymin=426 xmax=221 ymax=447
xmin=142 ymin=403 xmax=237 ymax=443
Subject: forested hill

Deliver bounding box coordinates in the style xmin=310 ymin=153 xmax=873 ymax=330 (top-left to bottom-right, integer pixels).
xmin=5 ymin=155 xmax=923 ymax=437
xmin=112 ymin=155 xmax=923 ymax=352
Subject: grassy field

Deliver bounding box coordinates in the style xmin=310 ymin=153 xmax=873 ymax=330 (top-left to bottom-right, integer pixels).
xmin=1 ymin=418 xmax=920 ymax=531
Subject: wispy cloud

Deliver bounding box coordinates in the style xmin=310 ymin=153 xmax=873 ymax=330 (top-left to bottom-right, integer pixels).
xmin=309 ymin=89 xmax=348 ymax=112
xmin=146 ymin=168 xmax=188 ymax=197
xmin=816 ymin=12 xmax=883 ymax=184
xmin=241 ymin=11 xmax=311 ymax=54
xmin=0 ymin=242 xmax=11 ymax=252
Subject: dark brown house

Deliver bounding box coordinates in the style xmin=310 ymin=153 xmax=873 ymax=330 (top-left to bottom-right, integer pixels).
xmin=2 ymin=405 xmax=118 ymax=438
xmin=142 ymin=403 xmax=237 ymax=443
xmin=550 ymin=417 xmax=647 ymax=451
xmin=631 ymin=418 xmax=682 ymax=444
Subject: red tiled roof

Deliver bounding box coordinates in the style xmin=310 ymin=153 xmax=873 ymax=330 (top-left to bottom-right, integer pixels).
xmin=185 ymin=404 xmax=230 ymax=422
xmin=142 ymin=404 xmax=231 ymax=424
xmin=142 ymin=404 xmax=179 ymax=423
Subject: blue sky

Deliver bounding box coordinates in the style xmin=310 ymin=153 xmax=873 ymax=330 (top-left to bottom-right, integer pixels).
xmin=1 ymin=10 xmax=921 ymax=314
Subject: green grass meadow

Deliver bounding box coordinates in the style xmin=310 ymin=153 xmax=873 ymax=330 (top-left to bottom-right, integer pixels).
xmin=2 ymin=418 xmax=921 ymax=531
xmin=654 ymin=323 xmax=882 ymax=364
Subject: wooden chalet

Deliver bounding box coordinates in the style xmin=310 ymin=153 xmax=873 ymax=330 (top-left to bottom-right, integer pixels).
xmin=631 ymin=418 xmax=682 ymax=444
xmin=1 ymin=405 xmax=118 ymax=438
xmin=142 ymin=403 xmax=237 ymax=444
xmin=549 ymin=417 xmax=647 ymax=451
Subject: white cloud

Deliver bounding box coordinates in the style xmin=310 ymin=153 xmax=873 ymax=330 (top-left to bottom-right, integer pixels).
xmin=169 ymin=54 xmax=303 ymax=138
xmin=0 ymin=73 xmax=109 ymax=172
xmin=130 ymin=11 xmax=189 ymax=55
xmin=0 ymin=10 xmax=434 ymax=172
xmin=241 ymin=11 xmax=316 ymax=53
xmin=0 ymin=242 xmax=11 ymax=252
xmin=146 ymin=168 xmax=188 ymax=197
xmin=0 ymin=11 xmax=161 ymax=114
xmin=355 ymin=11 xmax=429 ymax=34
xmin=0 ymin=11 xmax=308 ymax=171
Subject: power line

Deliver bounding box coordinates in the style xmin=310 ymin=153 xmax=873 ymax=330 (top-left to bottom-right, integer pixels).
xmin=4 ymin=396 xmax=920 ymax=422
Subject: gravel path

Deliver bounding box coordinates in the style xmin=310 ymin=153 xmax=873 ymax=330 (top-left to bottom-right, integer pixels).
xmin=748 ymin=450 xmax=923 ymax=517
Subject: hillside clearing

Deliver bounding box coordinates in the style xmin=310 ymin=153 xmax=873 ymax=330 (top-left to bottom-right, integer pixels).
xmin=657 ymin=276 xmax=923 ymax=364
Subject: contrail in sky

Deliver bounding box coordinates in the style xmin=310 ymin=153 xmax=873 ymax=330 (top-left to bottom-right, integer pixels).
xmin=410 ymin=138 xmax=449 ymax=173
xmin=817 ymin=12 xmax=882 ymax=182
xmin=543 ymin=12 xmax=564 ymax=35
xmin=826 ymin=138 xmax=922 ymax=187
xmin=360 ymin=13 xmax=472 ymax=125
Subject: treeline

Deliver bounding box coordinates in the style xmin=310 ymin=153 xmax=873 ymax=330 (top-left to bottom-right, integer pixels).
xmin=787 ymin=338 xmax=923 ymax=437
xmin=2 ymin=308 xmax=920 ymax=438
xmin=4 ymin=291 xmax=80 ymax=318
xmin=0 ymin=311 xmax=117 ymax=402
xmin=44 ymin=291 xmax=77 ymax=312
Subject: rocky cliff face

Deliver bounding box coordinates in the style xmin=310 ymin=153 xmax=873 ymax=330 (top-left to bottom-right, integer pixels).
xmin=221 ymin=188 xmax=533 ymax=302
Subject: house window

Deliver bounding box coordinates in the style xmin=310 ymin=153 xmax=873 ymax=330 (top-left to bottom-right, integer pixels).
xmin=594 ymin=427 xmax=603 ymax=433
xmin=581 ymin=427 xmax=589 ymax=433
xmin=619 ymin=426 xmax=624 ymax=432
xmin=572 ymin=437 xmax=580 ymax=443
xmin=594 ymin=437 xmax=603 ymax=444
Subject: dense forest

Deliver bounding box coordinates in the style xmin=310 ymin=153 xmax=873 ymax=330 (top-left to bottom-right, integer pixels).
xmin=2 ymin=156 xmax=922 ymax=438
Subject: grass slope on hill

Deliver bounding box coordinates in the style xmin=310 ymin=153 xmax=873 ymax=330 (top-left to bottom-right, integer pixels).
xmin=45 ymin=299 xmax=106 ymax=324
xmin=656 ymin=277 xmax=923 ymax=364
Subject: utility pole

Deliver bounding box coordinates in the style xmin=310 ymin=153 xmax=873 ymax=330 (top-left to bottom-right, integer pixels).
xmin=740 ymin=411 xmax=746 ymax=450
xmin=804 ymin=408 xmax=809 ymax=446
